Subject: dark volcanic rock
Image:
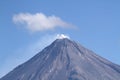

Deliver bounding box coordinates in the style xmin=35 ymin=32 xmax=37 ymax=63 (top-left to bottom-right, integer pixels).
xmin=1 ymin=38 xmax=120 ymax=80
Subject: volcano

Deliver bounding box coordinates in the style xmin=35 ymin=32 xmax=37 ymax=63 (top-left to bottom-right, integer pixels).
xmin=0 ymin=38 xmax=120 ymax=80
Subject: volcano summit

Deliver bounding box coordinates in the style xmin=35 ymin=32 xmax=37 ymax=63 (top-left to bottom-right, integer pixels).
xmin=0 ymin=38 xmax=120 ymax=80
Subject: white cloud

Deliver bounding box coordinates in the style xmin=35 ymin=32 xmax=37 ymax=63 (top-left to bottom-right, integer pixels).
xmin=13 ymin=13 xmax=73 ymax=32
xmin=56 ymin=34 xmax=70 ymax=39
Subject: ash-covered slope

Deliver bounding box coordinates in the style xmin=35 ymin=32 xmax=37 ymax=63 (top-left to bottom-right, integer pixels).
xmin=1 ymin=38 xmax=120 ymax=80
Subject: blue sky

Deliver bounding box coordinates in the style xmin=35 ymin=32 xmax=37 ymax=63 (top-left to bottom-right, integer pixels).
xmin=0 ymin=0 xmax=120 ymax=78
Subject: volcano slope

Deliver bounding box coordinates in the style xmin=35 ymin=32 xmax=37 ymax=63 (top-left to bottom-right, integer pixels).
xmin=0 ymin=38 xmax=120 ymax=80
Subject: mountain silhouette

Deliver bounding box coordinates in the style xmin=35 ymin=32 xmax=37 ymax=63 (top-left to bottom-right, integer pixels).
xmin=1 ymin=38 xmax=120 ymax=80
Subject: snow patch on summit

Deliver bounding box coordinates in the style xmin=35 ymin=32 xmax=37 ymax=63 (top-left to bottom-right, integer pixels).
xmin=56 ymin=34 xmax=70 ymax=39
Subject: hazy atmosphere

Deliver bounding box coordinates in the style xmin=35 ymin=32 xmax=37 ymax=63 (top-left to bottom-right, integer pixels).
xmin=0 ymin=0 xmax=120 ymax=78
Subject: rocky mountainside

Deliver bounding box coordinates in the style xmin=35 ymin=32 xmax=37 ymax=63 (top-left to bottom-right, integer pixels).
xmin=1 ymin=38 xmax=120 ymax=80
